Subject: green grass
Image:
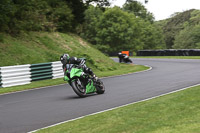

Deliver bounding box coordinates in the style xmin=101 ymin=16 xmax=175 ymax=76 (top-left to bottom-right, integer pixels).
xmin=0 ymin=32 xmax=121 ymax=73
xmin=0 ymin=64 xmax=148 ymax=94
xmin=135 ymin=56 xmax=200 ymax=59
xmin=35 ymin=85 xmax=200 ymax=133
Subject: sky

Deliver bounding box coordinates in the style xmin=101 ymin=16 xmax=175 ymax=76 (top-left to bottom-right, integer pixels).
xmin=111 ymin=0 xmax=200 ymax=21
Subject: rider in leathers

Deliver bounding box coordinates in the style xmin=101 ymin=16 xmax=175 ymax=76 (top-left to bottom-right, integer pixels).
xmin=60 ymin=54 xmax=98 ymax=81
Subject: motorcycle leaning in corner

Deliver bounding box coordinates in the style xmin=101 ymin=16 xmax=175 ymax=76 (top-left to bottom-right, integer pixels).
xmin=64 ymin=62 xmax=105 ymax=97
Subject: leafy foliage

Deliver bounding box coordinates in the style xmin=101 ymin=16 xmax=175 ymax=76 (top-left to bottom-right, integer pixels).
xmin=50 ymin=1 xmax=74 ymax=32
xmin=157 ymin=9 xmax=200 ymax=49
xmin=96 ymin=7 xmax=141 ymax=52
xmin=81 ymin=6 xmax=103 ymax=44
xmin=81 ymin=3 xmax=164 ymax=53
xmin=140 ymin=20 xmax=166 ymax=50
xmin=163 ymin=10 xmax=193 ymax=48
xmin=0 ymin=0 xmax=112 ymax=34
xmin=173 ymin=25 xmax=200 ymax=49
xmin=123 ymin=0 xmax=154 ymax=23
xmin=0 ymin=0 xmax=74 ymax=33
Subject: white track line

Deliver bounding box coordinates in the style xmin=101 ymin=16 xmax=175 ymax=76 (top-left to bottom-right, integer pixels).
xmin=0 ymin=65 xmax=152 ymax=96
xmin=29 ymin=81 xmax=200 ymax=133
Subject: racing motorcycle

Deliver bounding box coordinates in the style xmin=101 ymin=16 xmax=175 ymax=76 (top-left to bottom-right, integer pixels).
xmin=123 ymin=55 xmax=133 ymax=63
xmin=64 ymin=64 xmax=105 ymax=97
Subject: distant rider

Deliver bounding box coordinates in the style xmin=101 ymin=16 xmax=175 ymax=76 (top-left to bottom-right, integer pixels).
xmin=118 ymin=52 xmax=125 ymax=63
xmin=118 ymin=52 xmax=132 ymax=63
xmin=60 ymin=54 xmax=98 ymax=81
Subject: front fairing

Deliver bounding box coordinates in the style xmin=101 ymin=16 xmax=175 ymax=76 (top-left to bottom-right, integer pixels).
xmin=68 ymin=67 xmax=96 ymax=94
xmin=70 ymin=68 xmax=83 ymax=78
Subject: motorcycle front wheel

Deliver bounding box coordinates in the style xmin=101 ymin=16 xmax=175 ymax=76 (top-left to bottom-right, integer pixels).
xmin=95 ymin=79 xmax=105 ymax=94
xmin=71 ymin=79 xmax=87 ymax=97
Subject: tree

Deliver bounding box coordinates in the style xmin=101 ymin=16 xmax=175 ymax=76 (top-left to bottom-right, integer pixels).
xmin=81 ymin=5 xmax=103 ymax=44
xmin=96 ymin=7 xmax=141 ymax=52
xmin=173 ymin=24 xmax=200 ymax=49
xmin=140 ymin=20 xmax=165 ymax=50
xmin=0 ymin=0 xmax=15 ymax=32
xmin=163 ymin=9 xmax=194 ymax=48
xmin=13 ymin=0 xmax=51 ymax=31
xmin=66 ymin=0 xmax=86 ymax=29
xmin=123 ymin=0 xmax=154 ymax=23
xmin=49 ymin=1 xmax=74 ymax=32
xmin=66 ymin=0 xmax=111 ymax=30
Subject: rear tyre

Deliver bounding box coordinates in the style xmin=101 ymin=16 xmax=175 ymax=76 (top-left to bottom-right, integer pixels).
xmin=95 ymin=79 xmax=105 ymax=94
xmin=71 ymin=79 xmax=86 ymax=97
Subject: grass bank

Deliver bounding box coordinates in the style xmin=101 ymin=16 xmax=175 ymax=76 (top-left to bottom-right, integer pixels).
xmin=0 ymin=32 xmax=122 ymax=73
xmin=35 ymin=84 xmax=200 ymax=133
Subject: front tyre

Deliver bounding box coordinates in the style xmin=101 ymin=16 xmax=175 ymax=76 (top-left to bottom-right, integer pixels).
xmin=71 ymin=79 xmax=87 ymax=97
xmin=95 ymin=79 xmax=105 ymax=94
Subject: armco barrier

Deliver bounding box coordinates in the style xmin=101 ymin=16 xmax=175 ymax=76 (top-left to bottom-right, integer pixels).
xmin=52 ymin=61 xmax=63 ymax=79
xmin=137 ymin=49 xmax=200 ymax=56
xmin=0 ymin=64 xmax=31 ymax=88
xmin=30 ymin=62 xmax=53 ymax=81
xmin=0 ymin=61 xmax=63 ymax=88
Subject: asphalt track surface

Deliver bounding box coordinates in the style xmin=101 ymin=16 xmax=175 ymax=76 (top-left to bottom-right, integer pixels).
xmin=1 ymin=58 xmax=200 ymax=133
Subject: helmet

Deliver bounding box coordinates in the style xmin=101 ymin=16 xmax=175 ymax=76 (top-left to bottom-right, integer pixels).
xmin=60 ymin=54 xmax=70 ymax=64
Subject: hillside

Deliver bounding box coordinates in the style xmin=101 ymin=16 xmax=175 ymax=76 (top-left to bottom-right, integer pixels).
xmin=0 ymin=32 xmax=117 ymax=72
xmin=156 ymin=9 xmax=200 ymax=49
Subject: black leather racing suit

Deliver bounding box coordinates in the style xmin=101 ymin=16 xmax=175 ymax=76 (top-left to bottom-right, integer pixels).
xmin=62 ymin=57 xmax=94 ymax=78
xmin=118 ymin=54 xmax=126 ymax=63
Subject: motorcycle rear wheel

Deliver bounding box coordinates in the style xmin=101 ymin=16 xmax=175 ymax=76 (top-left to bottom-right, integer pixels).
xmin=95 ymin=79 xmax=105 ymax=94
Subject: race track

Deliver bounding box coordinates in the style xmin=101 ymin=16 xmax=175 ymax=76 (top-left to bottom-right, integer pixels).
xmin=0 ymin=58 xmax=200 ymax=133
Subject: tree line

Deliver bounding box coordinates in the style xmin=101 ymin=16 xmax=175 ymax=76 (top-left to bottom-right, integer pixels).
xmin=0 ymin=0 xmax=166 ymax=53
xmin=0 ymin=0 xmax=114 ymax=33
xmin=156 ymin=9 xmax=200 ymax=49
xmin=81 ymin=4 xmax=165 ymax=53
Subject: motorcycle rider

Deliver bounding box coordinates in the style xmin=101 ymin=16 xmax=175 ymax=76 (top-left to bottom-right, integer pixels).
xmin=60 ymin=54 xmax=98 ymax=81
xmin=118 ymin=52 xmax=132 ymax=63
xmin=118 ymin=52 xmax=126 ymax=63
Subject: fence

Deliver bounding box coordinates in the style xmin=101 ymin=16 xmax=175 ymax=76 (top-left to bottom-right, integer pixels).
xmin=0 ymin=61 xmax=63 ymax=88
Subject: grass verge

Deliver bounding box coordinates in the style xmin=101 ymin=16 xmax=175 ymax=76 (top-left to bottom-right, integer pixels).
xmin=0 ymin=64 xmax=148 ymax=94
xmin=35 ymin=84 xmax=200 ymax=133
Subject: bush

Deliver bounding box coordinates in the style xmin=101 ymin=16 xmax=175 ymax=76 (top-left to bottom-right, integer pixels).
xmin=96 ymin=7 xmax=141 ymax=52
xmin=173 ymin=24 xmax=200 ymax=49
xmin=0 ymin=34 xmax=4 ymax=42
xmin=0 ymin=0 xmax=74 ymax=34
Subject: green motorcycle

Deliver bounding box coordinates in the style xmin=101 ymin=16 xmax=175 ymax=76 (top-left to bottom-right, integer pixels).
xmin=64 ymin=64 xmax=105 ymax=97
